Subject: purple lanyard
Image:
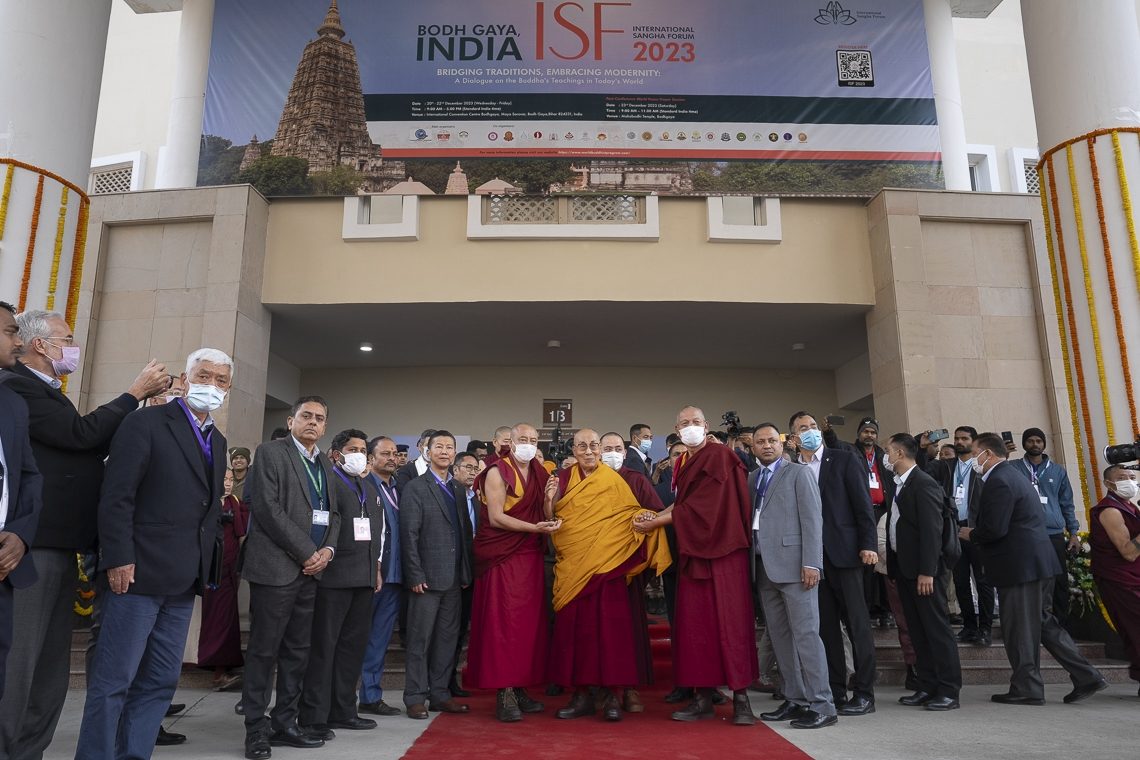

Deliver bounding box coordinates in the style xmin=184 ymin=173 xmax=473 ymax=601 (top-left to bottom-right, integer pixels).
xmin=177 ymin=399 xmax=213 ymax=467
xmin=378 ymin=479 xmax=399 ymax=509
xmin=334 ymin=467 xmax=367 ymax=517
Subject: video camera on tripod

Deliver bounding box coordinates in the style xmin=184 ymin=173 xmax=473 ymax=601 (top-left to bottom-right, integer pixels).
xmin=1104 ymin=438 xmax=1140 ymax=470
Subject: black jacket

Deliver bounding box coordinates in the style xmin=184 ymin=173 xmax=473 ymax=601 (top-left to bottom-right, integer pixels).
xmin=623 ymin=447 xmax=651 ymax=478
xmin=97 ymin=401 xmax=225 ymax=596
xmin=2 ymin=361 xmax=137 ymax=550
xmin=0 ymin=384 xmax=43 ymax=589
xmin=887 ymin=466 xmax=945 ymax=580
xmin=812 ymin=447 xmax=877 ymax=568
xmin=971 ymin=461 xmax=1061 ymax=587
xmin=320 ymin=468 xmax=385 ymax=589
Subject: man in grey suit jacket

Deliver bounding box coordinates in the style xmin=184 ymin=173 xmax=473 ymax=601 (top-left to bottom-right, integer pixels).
xmin=400 ymin=430 xmax=474 ymax=719
xmin=748 ymin=424 xmax=836 ymax=729
xmin=240 ymin=397 xmax=343 ymax=759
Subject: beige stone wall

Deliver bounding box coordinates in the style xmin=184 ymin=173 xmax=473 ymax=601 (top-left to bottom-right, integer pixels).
xmin=866 ymin=190 xmax=1081 ymax=507
xmin=73 ymin=186 xmax=273 ymax=451
xmin=267 ymin=365 xmax=868 ymax=451
xmin=263 ymin=197 xmax=876 ymax=307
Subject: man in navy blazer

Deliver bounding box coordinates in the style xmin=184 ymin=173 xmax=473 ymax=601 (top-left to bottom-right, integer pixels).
xmin=0 ymin=302 xmax=42 ymax=702
xmin=76 ymin=348 xmax=232 ymax=759
xmin=789 ymin=411 xmax=878 ymax=715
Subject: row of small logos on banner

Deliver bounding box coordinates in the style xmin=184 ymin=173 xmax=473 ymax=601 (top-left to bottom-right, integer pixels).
xmin=412 ymin=128 xmax=812 ymax=143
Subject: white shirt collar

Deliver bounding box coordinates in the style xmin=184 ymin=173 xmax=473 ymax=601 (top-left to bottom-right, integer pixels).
xmin=895 ymin=464 xmax=916 ymax=487
xmin=292 ymin=435 xmax=318 ymax=463
xmin=628 ymin=445 xmax=649 ymax=463
xmin=799 ymin=446 xmax=824 ymax=465
xmin=25 ymin=364 xmax=62 ymax=390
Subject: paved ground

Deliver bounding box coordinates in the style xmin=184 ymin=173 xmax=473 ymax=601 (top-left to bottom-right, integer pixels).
xmin=48 ymin=682 xmax=1139 ymax=759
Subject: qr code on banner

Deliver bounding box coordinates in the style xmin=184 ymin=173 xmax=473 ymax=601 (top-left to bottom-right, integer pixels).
xmin=836 ymin=49 xmax=874 ymax=87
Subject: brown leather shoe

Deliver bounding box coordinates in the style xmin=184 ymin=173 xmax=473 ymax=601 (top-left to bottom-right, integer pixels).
xmin=555 ymin=689 xmax=595 ymax=719
xmin=622 ymin=688 xmax=645 ymax=713
xmin=671 ymin=688 xmax=715 ymax=722
xmin=406 ymin=703 xmax=429 ymax=720
xmin=429 ymin=699 xmax=470 ymax=714
xmin=602 ymin=691 xmax=622 ymax=722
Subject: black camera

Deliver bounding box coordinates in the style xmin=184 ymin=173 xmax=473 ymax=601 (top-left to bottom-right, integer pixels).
xmin=1104 ymin=439 xmax=1140 ymax=467
xmin=548 ymin=424 xmax=575 ymax=465
xmin=721 ymin=410 xmax=743 ymax=438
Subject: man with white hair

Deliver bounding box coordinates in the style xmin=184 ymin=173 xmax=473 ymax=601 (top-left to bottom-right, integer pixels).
xmin=75 ymin=349 xmax=233 ymax=759
xmin=0 ymin=309 xmax=170 ymax=758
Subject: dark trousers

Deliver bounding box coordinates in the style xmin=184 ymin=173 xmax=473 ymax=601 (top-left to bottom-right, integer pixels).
xmin=0 ymin=548 xmax=77 ymax=759
xmin=997 ymin=578 xmax=1102 ymax=699
xmin=450 ymin=584 xmax=474 ymax=687
xmin=359 ymin=583 xmax=402 ymax=704
xmin=1047 ymin=534 xmax=1071 ymax=624
xmin=241 ymin=576 xmax=317 ymax=737
xmin=954 ymin=530 xmax=995 ymax=632
xmin=75 ymin=590 xmax=195 ymax=760
xmin=663 ymin=571 xmax=678 ymax=624
xmin=403 ymin=586 xmax=461 ymax=707
xmin=882 ymin=577 xmax=916 ymax=665
xmin=300 ymin=586 xmax=373 ymax=726
xmin=818 ymin=560 xmax=876 ymax=701
xmin=1095 ymin=579 xmax=1140 ymax=682
xmin=895 ymin=572 xmax=961 ymax=698
xmin=0 ymin=582 xmax=11 ymax=704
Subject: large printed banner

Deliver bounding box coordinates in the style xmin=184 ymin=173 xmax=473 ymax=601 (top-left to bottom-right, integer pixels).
xmin=202 ymin=0 xmax=942 ymax=194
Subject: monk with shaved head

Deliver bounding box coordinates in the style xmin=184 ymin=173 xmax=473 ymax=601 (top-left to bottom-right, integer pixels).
xmin=635 ymin=406 xmax=759 ymax=726
xmin=465 ymin=423 xmax=561 ymax=722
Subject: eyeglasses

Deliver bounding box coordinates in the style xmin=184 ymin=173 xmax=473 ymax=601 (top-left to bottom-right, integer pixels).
xmin=574 ymin=442 xmax=601 ymax=451
xmin=457 ymin=464 xmax=480 ymax=473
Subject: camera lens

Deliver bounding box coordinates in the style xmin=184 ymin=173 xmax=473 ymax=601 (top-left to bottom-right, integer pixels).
xmin=1104 ymin=443 xmax=1139 ymax=465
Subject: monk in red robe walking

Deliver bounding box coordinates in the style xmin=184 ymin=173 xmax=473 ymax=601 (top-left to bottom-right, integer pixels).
xmin=466 ymin=423 xmax=562 ymax=722
xmin=635 ymin=407 xmax=759 ymax=725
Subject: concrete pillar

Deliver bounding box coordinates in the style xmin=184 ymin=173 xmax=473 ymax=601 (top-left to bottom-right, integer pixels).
xmin=0 ymin=0 xmax=112 ymax=309
xmin=923 ymin=0 xmax=972 ymax=191
xmin=154 ymin=0 xmax=215 ymax=189
xmin=1022 ymin=0 xmax=1140 ymax=509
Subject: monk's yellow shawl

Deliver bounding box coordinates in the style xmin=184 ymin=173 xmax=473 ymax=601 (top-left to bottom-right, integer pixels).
xmin=550 ymin=464 xmax=672 ymax=612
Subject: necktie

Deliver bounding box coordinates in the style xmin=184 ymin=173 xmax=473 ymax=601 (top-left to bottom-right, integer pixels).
xmin=756 ymin=467 xmax=772 ymax=506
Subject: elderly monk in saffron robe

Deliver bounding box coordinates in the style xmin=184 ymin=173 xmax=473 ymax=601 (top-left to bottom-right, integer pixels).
xmin=545 ymin=429 xmax=672 ymax=722
xmin=465 ymin=423 xmax=562 ymax=723
xmin=635 ymin=407 xmax=759 ymax=726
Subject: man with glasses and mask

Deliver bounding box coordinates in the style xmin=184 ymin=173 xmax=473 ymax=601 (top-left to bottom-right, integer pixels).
xmin=466 ymin=423 xmax=559 ymax=722
xmin=1090 ymin=464 xmax=1140 ymax=696
xmin=446 ymin=452 xmax=481 ymax=698
xmin=0 ymin=310 xmax=170 ymax=757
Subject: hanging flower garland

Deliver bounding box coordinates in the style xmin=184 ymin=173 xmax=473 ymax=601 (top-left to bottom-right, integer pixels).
xmin=18 ymin=175 xmax=46 ymax=312
xmin=46 ymin=186 xmax=70 ymax=311
xmin=0 ymin=163 xmax=14 ymax=241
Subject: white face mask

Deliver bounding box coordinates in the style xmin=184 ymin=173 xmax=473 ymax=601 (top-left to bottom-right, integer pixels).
xmin=1113 ymin=478 xmax=1139 ymax=501
xmin=679 ymin=425 xmax=706 ymax=446
xmin=340 ymin=452 xmax=367 ymax=477
xmin=514 ymin=443 xmax=537 ymax=463
xmin=185 ymin=383 xmax=226 ymax=413
xmin=601 ymin=451 xmax=624 ymax=471
xmin=882 ymin=453 xmax=895 ymax=473
xmin=969 ymin=453 xmax=989 ymax=475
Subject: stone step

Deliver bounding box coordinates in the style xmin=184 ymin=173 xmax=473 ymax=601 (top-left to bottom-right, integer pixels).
xmin=874 ymin=658 xmax=1133 ymax=686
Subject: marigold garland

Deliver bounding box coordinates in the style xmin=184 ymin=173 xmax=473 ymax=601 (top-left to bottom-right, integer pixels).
xmin=1087 ymin=138 xmax=1138 ymax=439
xmin=64 ymin=197 xmax=89 ymax=328
xmin=1046 ymin=155 xmax=1103 ymax=501
xmin=1112 ymin=132 xmax=1140 ymax=315
xmin=1038 ymin=163 xmax=1092 ymax=520
xmin=0 ymin=163 xmax=14 ymax=241
xmin=18 ymin=175 xmax=46 ymax=312
xmin=46 ymin=187 xmax=69 ymax=311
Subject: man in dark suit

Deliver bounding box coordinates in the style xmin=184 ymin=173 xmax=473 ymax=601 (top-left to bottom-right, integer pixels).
xmin=623 ymin=423 xmax=653 ymax=478
xmin=748 ymin=424 xmax=836 ymax=729
xmin=395 ymin=429 xmax=436 ymax=490
xmin=240 ymin=397 xmax=342 ymax=759
xmin=0 ymin=309 xmax=169 ymax=757
xmin=75 ymin=348 xmax=231 ymax=759
xmin=299 ymin=429 xmax=384 ymax=735
xmin=789 ymin=411 xmax=877 ymax=715
xmin=400 ymin=430 xmax=474 ymax=719
xmin=964 ymin=433 xmax=1106 ymax=705
xmin=0 ymin=302 xmax=42 ymax=704
xmin=884 ymin=433 xmax=961 ymax=711
xmin=359 ymin=436 xmax=405 ymax=717
xmin=448 ymin=451 xmax=481 ymax=697
xmin=928 ymin=426 xmax=995 ymax=646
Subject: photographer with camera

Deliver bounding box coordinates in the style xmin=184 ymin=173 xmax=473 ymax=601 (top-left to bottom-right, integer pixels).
xmin=1090 ymin=444 xmax=1140 ymax=697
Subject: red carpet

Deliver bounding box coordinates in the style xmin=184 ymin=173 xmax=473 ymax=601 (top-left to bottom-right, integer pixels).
xmin=401 ymin=617 xmax=813 ymax=760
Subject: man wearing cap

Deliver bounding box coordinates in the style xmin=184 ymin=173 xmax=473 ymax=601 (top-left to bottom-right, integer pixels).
xmin=395 ymin=445 xmax=409 ymax=469
xmin=1012 ymin=428 xmax=1079 ymax=624
xmin=850 ymin=418 xmax=894 ymax=629
xmin=229 ymin=447 xmax=252 ymax=502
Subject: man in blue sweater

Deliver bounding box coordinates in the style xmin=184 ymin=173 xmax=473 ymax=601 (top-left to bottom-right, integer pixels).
xmin=1012 ymin=428 xmax=1080 ymax=624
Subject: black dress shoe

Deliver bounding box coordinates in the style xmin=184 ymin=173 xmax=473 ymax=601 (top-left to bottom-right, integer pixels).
xmin=359 ymin=700 xmax=403 ymax=717
xmin=514 ymin=688 xmax=545 ymax=714
xmin=924 ymin=697 xmax=960 ymax=711
xmin=556 ymin=689 xmax=595 ymax=720
xmin=664 ymin=687 xmax=692 ymax=704
xmin=990 ymin=692 xmax=1045 ymax=706
xmin=975 ymin=630 xmax=992 ymax=647
xmin=790 ymin=710 xmax=838 ymax=729
xmin=300 ymin=725 xmax=335 ymax=741
xmin=899 ymin=691 xmax=933 ymax=706
xmin=671 ymin=689 xmax=714 ymax=722
xmin=269 ymin=725 xmax=324 ymax=748
xmin=165 ymin=703 xmax=186 ymax=717
xmin=956 ymin=628 xmax=979 ymax=643
xmin=836 ymin=695 xmax=875 ymax=716
xmin=760 ymin=701 xmax=805 ymax=722
xmin=328 ymin=716 xmax=377 ymax=730
xmin=904 ymin=665 xmax=920 ymax=692
xmin=244 ymin=733 xmax=271 ymax=760
xmin=235 ymin=700 xmax=244 ymax=715
xmin=1063 ymin=679 xmax=1108 ymax=704
xmin=601 ymin=691 xmax=622 ymax=722
xmin=156 ymin=727 xmax=186 ymax=746
xmin=449 ymin=680 xmax=471 ymax=698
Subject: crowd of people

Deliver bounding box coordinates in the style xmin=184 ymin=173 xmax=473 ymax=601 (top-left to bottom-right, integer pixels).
xmin=0 ymin=301 xmax=1138 ymax=759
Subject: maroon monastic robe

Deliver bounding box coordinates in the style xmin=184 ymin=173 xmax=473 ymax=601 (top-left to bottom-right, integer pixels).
xmin=198 ymin=494 xmax=248 ymax=668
